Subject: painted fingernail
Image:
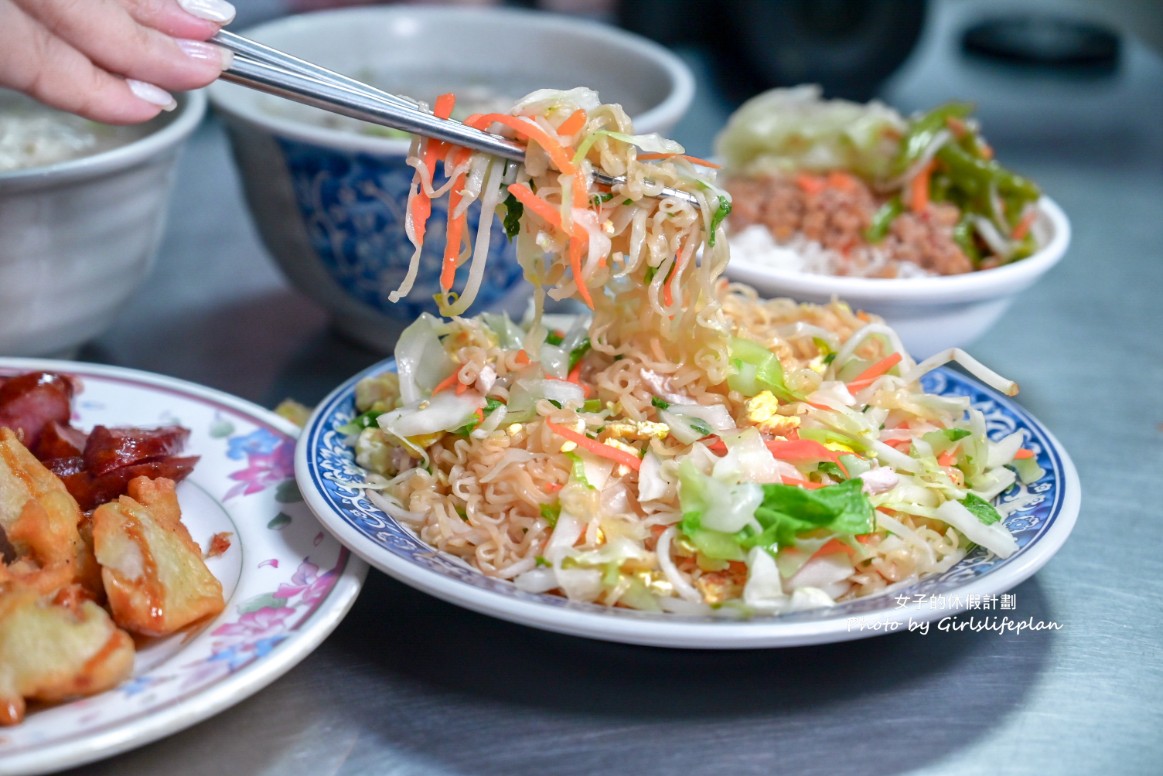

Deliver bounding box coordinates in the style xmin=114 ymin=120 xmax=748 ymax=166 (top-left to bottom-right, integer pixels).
xmin=177 ymin=0 xmax=236 ymax=24
xmin=176 ymin=39 xmax=233 ymax=70
xmin=127 ymin=79 xmax=178 ymax=112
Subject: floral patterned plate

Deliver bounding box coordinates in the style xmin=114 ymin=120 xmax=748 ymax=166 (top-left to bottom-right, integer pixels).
xmin=298 ymin=360 xmax=1079 ymax=650
xmin=0 ymin=359 xmax=366 ymax=775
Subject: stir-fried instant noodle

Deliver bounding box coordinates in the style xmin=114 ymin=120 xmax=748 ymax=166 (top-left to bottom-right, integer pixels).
xmin=349 ymin=88 xmax=1036 ymax=615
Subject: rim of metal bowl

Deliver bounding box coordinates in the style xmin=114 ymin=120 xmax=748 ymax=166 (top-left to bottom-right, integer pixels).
xmin=206 ymin=5 xmax=694 ymax=155
xmin=0 ymin=90 xmax=206 ymax=189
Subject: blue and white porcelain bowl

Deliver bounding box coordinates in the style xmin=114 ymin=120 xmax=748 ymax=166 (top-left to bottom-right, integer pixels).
xmin=208 ymin=5 xmax=695 ymax=352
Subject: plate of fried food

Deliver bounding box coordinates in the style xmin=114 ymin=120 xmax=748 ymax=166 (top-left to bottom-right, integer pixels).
xmin=0 ymin=359 xmax=366 ymax=775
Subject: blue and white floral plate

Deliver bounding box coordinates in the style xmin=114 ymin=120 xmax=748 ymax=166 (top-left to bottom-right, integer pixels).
xmin=0 ymin=359 xmax=366 ymax=775
xmin=297 ymin=360 xmax=1078 ymax=650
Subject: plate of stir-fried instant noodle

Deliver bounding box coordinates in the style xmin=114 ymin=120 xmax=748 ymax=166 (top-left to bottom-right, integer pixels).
xmin=294 ymin=87 xmax=1078 ymax=648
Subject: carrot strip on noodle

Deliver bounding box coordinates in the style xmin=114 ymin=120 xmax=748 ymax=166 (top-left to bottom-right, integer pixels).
xmin=569 ymin=230 xmax=594 ymax=309
xmin=472 ymin=113 xmax=589 ymax=206
xmin=847 ymin=352 xmax=904 ymax=393
xmin=545 ymin=420 xmax=641 ymax=472
xmin=430 ymin=371 xmax=460 ymax=395
xmin=557 ymin=109 xmax=587 ymax=136
xmin=507 ymin=183 xmax=564 ymax=232
xmin=408 ymin=93 xmax=457 ymax=248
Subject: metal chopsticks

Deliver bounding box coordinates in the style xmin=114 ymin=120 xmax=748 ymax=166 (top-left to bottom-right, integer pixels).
xmin=210 ymin=30 xmax=701 ymax=207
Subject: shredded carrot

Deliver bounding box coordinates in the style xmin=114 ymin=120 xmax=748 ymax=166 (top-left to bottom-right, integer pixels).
xmin=507 ymin=182 xmax=563 ymax=232
xmin=408 ymin=187 xmax=433 ymax=247
xmin=662 ymin=255 xmax=678 ymax=307
xmin=550 ymin=373 xmax=592 ymax=398
xmin=473 ymin=113 xmax=583 ymax=205
xmin=766 ymin=438 xmax=849 ymax=473
xmin=406 ymin=94 xmax=456 ymax=249
xmin=945 ymin=116 xmax=968 ymax=139
xmin=1014 ymin=448 xmax=1036 ymax=460
xmin=847 ymin=352 xmax=904 ymax=393
xmin=514 ymin=349 xmax=531 ymax=366
xmin=456 ymin=379 xmax=470 ymax=396
xmin=910 ymin=160 xmax=935 ymax=213
xmin=431 ymin=371 xmax=460 ymax=395
xmin=432 ymin=92 xmax=456 ymax=120
xmin=436 ymin=141 xmax=474 ymax=293
xmin=826 ymin=171 xmax=860 ymax=192
xmin=557 ymin=108 xmax=587 ymax=137
xmin=937 ymin=448 xmax=958 ymax=467
xmin=474 ymin=114 xmax=576 ymax=172
xmin=795 ymin=173 xmax=827 ymax=196
xmin=473 ymin=407 xmax=485 ymax=423
xmin=544 ymin=481 xmax=564 ymax=494
xmin=856 ymin=533 xmax=877 ymax=545
xmin=810 ymin=538 xmax=857 ymax=560
xmin=1011 ymin=208 xmax=1037 ymax=240
xmin=569 ymin=231 xmax=594 ymax=309
xmin=441 ymin=184 xmax=467 ymax=292
xmin=566 ymin=360 xmax=584 ymax=385
xmin=545 ymin=420 xmax=641 ymax=471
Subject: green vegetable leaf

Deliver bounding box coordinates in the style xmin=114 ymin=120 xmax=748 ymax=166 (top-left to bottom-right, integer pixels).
xmin=688 ymin=418 xmax=713 ymax=437
xmin=568 ymin=337 xmax=591 ymax=370
xmin=726 ymin=337 xmax=799 ymax=401
xmin=336 ymin=409 xmax=383 ymax=436
xmin=960 ymin=492 xmax=1003 ymax=525
xmin=865 ymin=196 xmax=903 ymax=243
xmin=708 ymin=195 xmax=732 ymax=246
xmin=539 ymin=502 xmax=561 ymax=527
xmin=502 ymin=192 xmax=524 ymax=239
xmin=678 ymin=470 xmax=873 ymax=561
xmin=564 ymin=451 xmax=593 ymax=489
xmin=750 ymin=479 xmax=874 ymax=548
xmin=651 ymin=396 xmax=671 ymax=411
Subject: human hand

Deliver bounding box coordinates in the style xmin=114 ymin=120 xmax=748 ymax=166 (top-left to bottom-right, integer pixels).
xmin=0 ymin=0 xmax=236 ymax=124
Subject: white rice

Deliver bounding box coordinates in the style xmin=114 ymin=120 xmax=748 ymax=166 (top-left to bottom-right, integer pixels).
xmin=728 ymin=224 xmax=935 ymax=279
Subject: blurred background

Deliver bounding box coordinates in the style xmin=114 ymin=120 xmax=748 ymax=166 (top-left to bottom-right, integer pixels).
xmin=230 ymin=0 xmax=1163 ymax=157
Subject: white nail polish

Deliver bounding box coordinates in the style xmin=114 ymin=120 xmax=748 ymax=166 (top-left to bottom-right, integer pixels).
xmin=177 ymin=0 xmax=236 ymax=24
xmin=176 ymin=39 xmax=233 ymax=69
xmin=127 ymin=79 xmax=178 ymax=112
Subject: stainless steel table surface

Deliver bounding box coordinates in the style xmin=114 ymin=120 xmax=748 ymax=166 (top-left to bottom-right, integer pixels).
xmin=44 ymin=2 xmax=1163 ymax=775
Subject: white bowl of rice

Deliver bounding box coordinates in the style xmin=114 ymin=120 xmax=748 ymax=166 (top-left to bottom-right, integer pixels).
xmin=0 ymin=89 xmax=205 ymax=357
xmin=716 ymin=86 xmax=1071 ymax=359
xmin=724 ymin=196 xmax=1069 ymax=359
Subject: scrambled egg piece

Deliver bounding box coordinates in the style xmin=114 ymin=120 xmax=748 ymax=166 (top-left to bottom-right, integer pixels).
xmin=744 ymin=391 xmax=801 ymax=435
xmin=354 ymin=372 xmax=402 ymax=413
xmin=601 ymin=420 xmax=669 ymax=443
